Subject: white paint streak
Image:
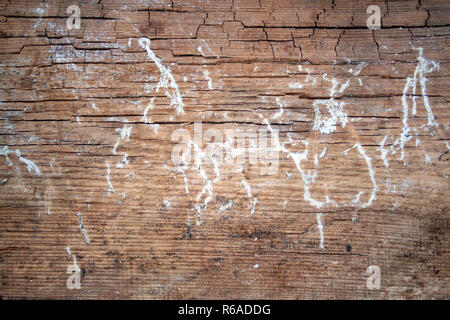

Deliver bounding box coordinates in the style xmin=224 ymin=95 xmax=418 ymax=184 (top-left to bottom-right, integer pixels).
xmin=378 ymin=136 xmax=389 ymax=168
xmin=319 ymin=147 xmax=327 ymax=159
xmin=203 ymin=69 xmax=213 ymax=90
xmin=350 ymin=62 xmax=368 ymax=76
xmin=0 ymin=146 xmax=41 ymax=176
xmin=343 ymin=144 xmax=378 ymax=208
xmin=240 ymin=180 xmax=258 ymax=215
xmin=113 ymin=124 xmax=132 ymax=155
xmin=116 ymin=154 xmax=129 ymax=169
xmin=272 ymin=97 xmax=285 ymax=120
xmin=218 ymin=199 xmax=233 ymax=214
xmin=105 ymin=161 xmax=115 ymax=194
xmin=316 ymin=213 xmax=325 ymax=250
xmin=425 ymin=154 xmax=431 ymax=165
xmin=392 ymin=47 xmax=440 ymax=161
xmin=139 ymin=37 xmax=185 ymax=115
xmin=312 ymin=99 xmax=348 ymax=134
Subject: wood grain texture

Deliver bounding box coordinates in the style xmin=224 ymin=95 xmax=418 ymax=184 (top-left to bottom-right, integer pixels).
xmin=0 ymin=0 xmax=449 ymax=299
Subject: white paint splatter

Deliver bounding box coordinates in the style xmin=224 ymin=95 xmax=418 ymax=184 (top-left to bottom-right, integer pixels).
xmin=113 ymin=124 xmax=132 ymax=155
xmin=343 ymin=143 xmax=378 ymax=208
xmin=350 ymin=62 xmax=368 ymax=76
xmin=105 ymin=160 xmax=115 ymax=194
xmin=319 ymin=147 xmax=327 ymax=159
xmin=378 ymin=136 xmax=389 ymax=168
xmin=392 ymin=47 xmax=440 ymax=161
xmin=142 ymin=97 xmax=155 ymax=123
xmin=272 ymin=97 xmax=285 ymax=120
xmin=163 ymin=200 xmax=171 ymax=208
xmin=289 ymin=82 xmax=303 ymax=89
xmin=240 ymin=180 xmax=258 ymax=215
xmin=139 ymin=37 xmax=185 ymax=115
xmin=90 ymin=102 xmax=98 ymax=111
xmin=312 ymin=99 xmax=348 ymax=134
xmin=0 ymin=146 xmax=41 ymax=176
xmin=240 ymin=180 xmax=253 ymax=198
xmin=316 ymin=212 xmax=324 ymax=250
xmin=116 ymin=154 xmax=129 ymax=169
xmin=218 ymin=199 xmax=233 ymax=214
xmin=203 ymin=69 xmax=213 ymax=90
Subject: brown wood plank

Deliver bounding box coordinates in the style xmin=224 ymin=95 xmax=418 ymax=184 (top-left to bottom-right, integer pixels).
xmin=0 ymin=0 xmax=449 ymax=299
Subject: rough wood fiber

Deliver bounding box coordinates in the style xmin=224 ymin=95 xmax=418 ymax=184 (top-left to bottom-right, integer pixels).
xmin=0 ymin=0 xmax=449 ymax=299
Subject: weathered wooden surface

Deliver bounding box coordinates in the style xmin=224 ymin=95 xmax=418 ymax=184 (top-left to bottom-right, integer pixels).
xmin=0 ymin=0 xmax=449 ymax=299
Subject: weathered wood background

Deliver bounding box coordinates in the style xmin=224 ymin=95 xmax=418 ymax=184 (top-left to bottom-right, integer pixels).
xmin=0 ymin=0 xmax=449 ymax=299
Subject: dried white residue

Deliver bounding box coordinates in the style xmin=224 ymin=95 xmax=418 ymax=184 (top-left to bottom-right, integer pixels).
xmin=197 ymin=46 xmax=205 ymax=56
xmin=343 ymin=144 xmax=378 ymax=208
xmin=314 ymin=154 xmax=319 ymax=166
xmin=391 ymin=47 xmax=440 ymax=161
xmin=203 ymin=69 xmax=213 ymax=90
xmin=77 ymin=212 xmax=91 ymax=245
xmin=139 ymin=37 xmax=185 ymax=115
xmin=312 ymin=74 xmax=349 ymax=134
xmin=142 ymin=97 xmax=159 ymax=134
xmin=272 ymin=97 xmax=285 ymax=120
xmin=113 ymin=124 xmax=132 ymax=155
xmin=240 ymin=180 xmax=258 ymax=215
xmin=349 ymin=62 xmax=368 ymax=76
xmin=198 ymin=40 xmax=218 ymax=58
xmin=319 ymin=147 xmax=327 ymax=159
xmin=299 ymin=65 xmax=318 ymax=86
xmin=105 ymin=160 xmax=115 ymax=194
xmin=316 ymin=213 xmax=325 ymax=250
xmin=288 ymin=82 xmax=303 ymax=89
xmin=33 ymin=5 xmax=47 ymax=28
xmin=259 ymin=76 xmax=376 ymax=213
xmin=142 ymin=97 xmax=155 ymax=123
xmin=377 ymin=136 xmax=390 ymax=168
xmin=189 ymin=140 xmax=221 ymax=225
xmin=45 ymin=185 xmax=54 ymax=215
xmin=262 ymin=118 xmax=322 ymax=208
xmin=105 ymin=123 xmax=132 ymax=196
xmin=285 ymin=171 xmax=292 ymax=179
xmin=313 ymin=98 xmax=348 ymax=134
xmin=425 ymin=154 xmax=431 ymax=165
xmin=264 ymin=120 xmax=376 ymax=210
xmin=177 ymin=166 xmax=190 ymax=195
xmin=116 ymin=154 xmax=129 ymax=169
xmin=352 ymin=191 xmax=364 ymax=204
xmin=163 ymin=199 xmax=171 ymax=208
xmin=90 ymin=102 xmax=98 ymax=112
xmin=250 ymin=197 xmax=258 ymax=215
xmin=277 ymin=69 xmax=377 ymax=210
xmin=218 ymin=199 xmax=233 ymax=214
xmin=0 ymin=146 xmax=42 ymax=176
